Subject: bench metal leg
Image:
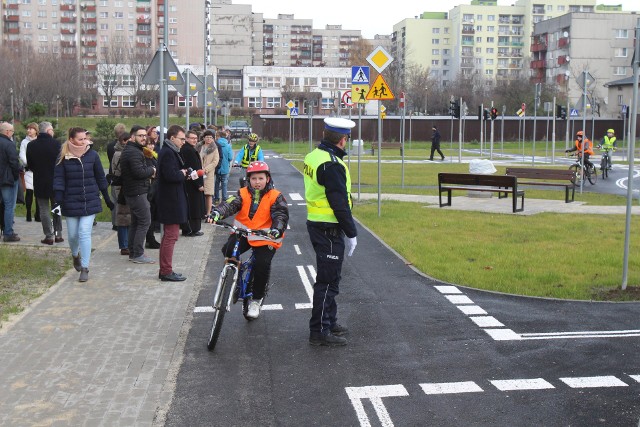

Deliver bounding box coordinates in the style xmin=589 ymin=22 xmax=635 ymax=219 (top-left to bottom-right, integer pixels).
xmin=513 ymin=192 xmax=525 ymax=213
xmin=439 ymin=188 xmax=452 ymax=207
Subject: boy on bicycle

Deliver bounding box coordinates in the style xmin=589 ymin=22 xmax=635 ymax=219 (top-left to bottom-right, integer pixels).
xmin=565 ymin=130 xmax=595 ymax=170
xmin=597 ymin=128 xmax=617 ymax=170
xmin=209 ymin=161 xmax=289 ymax=319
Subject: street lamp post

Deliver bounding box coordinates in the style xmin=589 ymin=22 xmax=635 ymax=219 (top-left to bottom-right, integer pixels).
xmin=56 ymin=95 xmax=60 ymax=124
xmin=9 ymin=88 xmax=14 ymax=123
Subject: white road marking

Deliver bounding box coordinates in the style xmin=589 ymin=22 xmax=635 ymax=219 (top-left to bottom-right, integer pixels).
xmin=469 ymin=316 xmax=504 ymax=328
xmin=289 ymin=192 xmax=304 ymax=201
xmin=629 ymin=375 xmax=640 ymax=383
xmin=295 ymin=303 xmax=313 ymax=309
xmin=297 ymin=203 xmax=306 ymax=206
xmin=457 ymin=305 xmax=487 ymax=315
xmin=420 ymin=381 xmax=483 ymax=395
xmin=296 ymin=264 xmax=315 ymax=305
xmin=444 ymin=295 xmax=474 ymax=304
xmin=194 ymin=306 xmax=214 ymax=313
xmin=521 ymin=330 xmax=640 ymax=339
xmin=559 ymin=376 xmax=628 ymax=388
xmin=261 ymin=304 xmax=283 ymax=310
xmin=294 ymin=245 xmax=301 ymax=255
xmin=483 ymin=329 xmax=522 ymax=340
xmin=490 ymin=378 xmax=555 ymax=391
xmin=345 ymin=385 xmax=409 ymax=427
xmin=434 ymin=285 xmax=462 ymax=294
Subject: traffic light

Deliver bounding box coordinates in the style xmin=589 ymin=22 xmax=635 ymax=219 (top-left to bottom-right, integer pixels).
xmin=483 ymin=109 xmax=490 ymax=121
xmin=448 ymin=101 xmax=455 ymax=116
xmin=556 ymin=105 xmax=567 ymax=120
xmin=453 ymin=101 xmax=460 ymax=118
xmin=490 ymin=107 xmax=498 ymax=120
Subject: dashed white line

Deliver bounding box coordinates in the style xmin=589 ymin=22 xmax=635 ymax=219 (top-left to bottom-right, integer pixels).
xmin=434 ymin=285 xmax=462 ymax=294
xmin=444 ymin=295 xmax=474 ymax=305
xmin=483 ymin=329 xmax=522 ymax=341
xmin=490 ymin=378 xmax=555 ymax=391
xmin=559 ymin=376 xmax=628 ymax=388
xmin=261 ymin=304 xmax=283 ymax=311
xmin=457 ymin=305 xmax=487 ymax=315
xmin=289 ymin=192 xmax=304 ymax=201
xmin=420 ymin=381 xmax=483 ymax=395
xmin=294 ymin=245 xmax=301 ymax=255
xmin=469 ymin=316 xmax=504 ymax=328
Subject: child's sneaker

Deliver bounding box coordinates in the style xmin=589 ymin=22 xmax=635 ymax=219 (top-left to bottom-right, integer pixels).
xmin=246 ymin=299 xmax=262 ymax=319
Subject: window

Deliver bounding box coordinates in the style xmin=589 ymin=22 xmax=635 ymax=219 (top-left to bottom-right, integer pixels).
xmin=37 ymin=22 xmax=47 ymax=29
xmin=486 ymin=48 xmax=494 ymax=53
xmin=122 ymin=96 xmax=135 ymax=108
xmin=177 ymin=96 xmax=194 ymax=108
xmin=169 ymin=18 xmax=177 ymax=24
xmin=24 ymin=22 xmax=32 ymax=28
xmin=248 ymin=97 xmax=261 ymax=108
xmin=463 ymin=14 xmax=473 ymax=21
xmin=618 ymin=94 xmax=623 ymax=105
xmin=122 ymin=75 xmax=135 ymax=86
xmin=487 ymin=26 xmax=494 ymax=32
xmin=476 ymin=25 xmax=482 ymax=31
xmin=476 ymin=15 xmax=482 ymax=21
xmin=486 ymin=59 xmax=494 ymax=65
xmin=547 ymin=5 xmax=552 ymax=11
xmin=116 ymin=23 xmax=124 ymax=30
xmin=615 ymin=29 xmax=628 ymax=38
xmin=615 ymin=48 xmax=628 ymax=57
xmin=303 ymin=77 xmax=317 ymax=87
xmin=219 ymin=78 xmax=241 ymax=91
xmin=432 ymin=39 xmax=439 ymax=44
xmin=113 ymin=11 xmax=123 ymax=18
xmin=485 ymin=69 xmax=493 ymax=75
xmin=487 ymin=37 xmax=494 ymax=43
xmin=431 ymin=59 xmax=439 ymax=65
xmin=432 ymin=49 xmax=440 ymax=55
xmin=38 ymin=10 xmax=46 ymax=17
xmin=321 ymin=98 xmax=334 ymax=110
xmin=613 ymin=66 xmax=626 ymax=75
xmin=476 ymin=47 xmax=482 ymax=53
xmin=432 ymin=28 xmax=440 ymax=34
xmin=169 ymin=28 xmax=177 ymax=35
xmin=38 ymin=35 xmax=48 ymax=41
xmin=488 ymin=15 xmax=495 ymax=21
xmin=443 ymin=49 xmax=450 ymax=55
xmin=100 ymin=24 xmax=108 ymax=30
xmin=476 ymin=37 xmax=482 ymax=43
xmin=103 ymin=98 xmax=118 ymax=108
xmin=558 ymin=5 xmax=565 ymax=11
xmin=266 ymin=97 xmax=281 ymax=108
xmin=22 ymin=10 xmax=31 ymax=17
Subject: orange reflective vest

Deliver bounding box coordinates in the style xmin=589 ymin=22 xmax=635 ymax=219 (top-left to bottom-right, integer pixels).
xmin=233 ymin=186 xmax=283 ymax=248
xmin=575 ymin=138 xmax=594 ymax=155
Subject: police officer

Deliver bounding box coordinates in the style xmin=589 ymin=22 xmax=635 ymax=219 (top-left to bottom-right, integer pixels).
xmin=303 ymin=117 xmax=358 ymax=346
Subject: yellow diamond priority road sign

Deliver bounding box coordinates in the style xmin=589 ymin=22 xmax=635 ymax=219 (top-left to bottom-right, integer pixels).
xmin=366 ymin=46 xmax=394 ymax=73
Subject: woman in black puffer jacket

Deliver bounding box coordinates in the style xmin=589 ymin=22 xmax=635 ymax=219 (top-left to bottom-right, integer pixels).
xmin=54 ymin=127 xmax=114 ymax=282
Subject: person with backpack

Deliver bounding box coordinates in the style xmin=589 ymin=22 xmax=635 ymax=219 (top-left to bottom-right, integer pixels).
xmin=199 ymin=130 xmax=220 ymax=217
xmin=213 ymin=129 xmax=233 ymax=205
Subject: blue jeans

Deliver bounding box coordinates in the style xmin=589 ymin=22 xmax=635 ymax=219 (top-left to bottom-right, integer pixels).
xmin=1 ymin=180 xmax=18 ymax=236
xmin=117 ymin=226 xmax=129 ymax=250
xmin=214 ymin=173 xmax=229 ymax=201
xmin=65 ymin=215 xmax=95 ymax=269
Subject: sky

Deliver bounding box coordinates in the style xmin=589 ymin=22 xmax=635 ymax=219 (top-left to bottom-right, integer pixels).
xmin=246 ymin=0 xmax=639 ymax=39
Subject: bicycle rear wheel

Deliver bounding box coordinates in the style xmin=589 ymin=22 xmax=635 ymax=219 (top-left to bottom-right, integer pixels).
xmin=207 ymin=269 xmax=235 ymax=351
xmin=587 ymin=164 xmax=597 ymax=185
xmin=568 ymin=164 xmax=581 ymax=188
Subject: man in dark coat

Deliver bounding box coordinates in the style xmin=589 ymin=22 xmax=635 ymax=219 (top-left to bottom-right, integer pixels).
xmin=26 ymin=121 xmax=63 ymax=244
xmin=0 ymin=121 xmax=21 ymax=241
xmin=180 ymin=129 xmax=205 ymax=236
xmin=156 ymin=125 xmax=188 ymax=282
xmin=119 ymin=125 xmax=156 ymax=263
xmin=429 ymin=125 xmax=444 ymax=161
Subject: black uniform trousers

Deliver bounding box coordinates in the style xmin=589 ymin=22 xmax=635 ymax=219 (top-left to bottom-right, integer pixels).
xmin=221 ymin=234 xmax=275 ymax=300
xmin=307 ymin=222 xmax=345 ymax=335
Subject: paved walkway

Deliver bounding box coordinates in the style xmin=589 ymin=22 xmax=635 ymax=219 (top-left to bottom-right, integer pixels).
xmin=0 ymin=192 xmax=637 ymax=426
xmin=0 ymin=217 xmax=214 ymax=426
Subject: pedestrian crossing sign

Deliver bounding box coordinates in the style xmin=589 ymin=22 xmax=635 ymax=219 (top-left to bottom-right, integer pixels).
xmin=351 ymin=66 xmax=370 ymax=84
xmin=351 ymin=84 xmax=370 ymax=104
xmin=570 ymin=108 xmax=579 ymax=117
xmin=365 ymin=74 xmax=394 ymax=101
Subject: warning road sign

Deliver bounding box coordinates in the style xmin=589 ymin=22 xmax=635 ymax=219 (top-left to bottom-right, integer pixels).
xmin=365 ymin=74 xmax=394 ymax=101
xmin=352 ymin=85 xmax=369 ymax=104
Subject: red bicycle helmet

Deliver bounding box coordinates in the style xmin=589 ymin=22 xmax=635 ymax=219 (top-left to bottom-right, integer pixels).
xmin=576 ymin=130 xmax=584 ymax=137
xmin=246 ymin=161 xmax=270 ymax=176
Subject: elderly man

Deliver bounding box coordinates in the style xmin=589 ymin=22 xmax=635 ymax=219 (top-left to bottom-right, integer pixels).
xmin=0 ymin=122 xmax=21 ymax=242
xmin=27 ymin=121 xmax=63 ymax=245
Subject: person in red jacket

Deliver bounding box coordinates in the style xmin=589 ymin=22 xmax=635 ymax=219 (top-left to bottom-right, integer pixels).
xmin=566 ymin=130 xmax=595 ymax=170
xmin=209 ymin=161 xmax=289 ymax=319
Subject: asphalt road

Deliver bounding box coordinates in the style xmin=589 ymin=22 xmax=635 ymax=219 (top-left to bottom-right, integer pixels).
xmin=165 ymin=153 xmax=640 ymax=426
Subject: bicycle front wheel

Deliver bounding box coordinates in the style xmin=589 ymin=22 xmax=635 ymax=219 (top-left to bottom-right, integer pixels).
xmin=601 ymin=157 xmax=608 ymax=179
xmin=569 ymin=164 xmax=581 ymax=187
xmin=587 ymin=164 xmax=597 ymax=185
xmin=207 ymin=269 xmax=235 ymax=351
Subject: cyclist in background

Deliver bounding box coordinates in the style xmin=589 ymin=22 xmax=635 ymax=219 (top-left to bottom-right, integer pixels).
xmin=209 ymin=161 xmax=289 ymax=319
xmin=233 ymin=133 xmax=264 ymax=169
xmin=598 ymin=128 xmax=617 ymax=170
xmin=566 ymin=130 xmax=595 ymax=170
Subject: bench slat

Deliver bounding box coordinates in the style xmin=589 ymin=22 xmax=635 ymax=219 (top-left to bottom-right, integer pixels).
xmin=438 ymin=173 xmax=524 ymax=213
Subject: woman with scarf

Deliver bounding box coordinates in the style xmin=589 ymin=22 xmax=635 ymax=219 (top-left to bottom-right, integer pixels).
xmin=198 ymin=129 xmax=219 ymax=217
xmin=53 ymin=127 xmax=114 ymax=282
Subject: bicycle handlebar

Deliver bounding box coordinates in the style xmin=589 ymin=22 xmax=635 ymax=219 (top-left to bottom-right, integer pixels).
xmin=211 ymin=220 xmax=272 ymax=239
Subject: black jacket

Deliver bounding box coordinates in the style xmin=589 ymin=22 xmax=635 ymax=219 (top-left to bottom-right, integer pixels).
xmin=0 ymin=133 xmax=20 ymax=186
xmin=26 ymin=132 xmax=61 ymax=198
xmin=119 ymin=141 xmax=155 ymax=196
xmin=156 ymin=144 xmax=188 ymax=225
xmin=180 ymin=142 xmax=205 ymax=220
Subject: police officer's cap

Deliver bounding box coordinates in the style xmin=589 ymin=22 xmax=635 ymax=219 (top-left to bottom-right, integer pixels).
xmin=324 ymin=117 xmax=356 ymax=135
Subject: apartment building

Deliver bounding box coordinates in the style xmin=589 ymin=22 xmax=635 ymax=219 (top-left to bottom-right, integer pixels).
xmin=389 ymin=0 xmax=625 ymax=87
xmin=530 ymin=12 xmax=638 ymax=117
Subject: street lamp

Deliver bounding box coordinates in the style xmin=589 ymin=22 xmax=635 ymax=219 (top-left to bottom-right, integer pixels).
xmin=9 ymin=88 xmax=14 ymax=123
xmin=56 ymin=95 xmax=60 ymax=124
xmin=424 ymin=86 xmax=429 ymax=116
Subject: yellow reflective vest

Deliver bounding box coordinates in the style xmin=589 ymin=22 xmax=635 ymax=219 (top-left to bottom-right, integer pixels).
xmin=602 ymin=136 xmax=616 ymax=150
xmin=303 ymin=148 xmax=352 ymax=223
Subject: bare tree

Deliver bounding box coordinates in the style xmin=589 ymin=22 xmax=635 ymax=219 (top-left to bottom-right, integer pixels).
xmin=96 ymin=43 xmax=129 ymax=112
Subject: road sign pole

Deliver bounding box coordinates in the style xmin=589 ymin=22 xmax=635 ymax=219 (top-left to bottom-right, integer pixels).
xmin=358 ymin=103 xmax=362 ymax=201
xmin=458 ymin=97 xmax=463 ymax=163
xmin=552 ymin=96 xmax=556 ymax=164
xmin=377 ymin=100 xmax=382 ymax=217
xmin=490 ymin=101 xmax=494 ymax=160
xmin=185 ymin=70 xmax=190 ymax=130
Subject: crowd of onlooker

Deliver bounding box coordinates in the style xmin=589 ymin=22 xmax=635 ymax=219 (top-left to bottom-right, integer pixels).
xmin=0 ymin=120 xmax=239 ymax=282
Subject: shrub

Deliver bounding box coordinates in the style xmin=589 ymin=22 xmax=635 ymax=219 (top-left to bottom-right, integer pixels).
xmin=94 ymin=118 xmax=117 ymax=142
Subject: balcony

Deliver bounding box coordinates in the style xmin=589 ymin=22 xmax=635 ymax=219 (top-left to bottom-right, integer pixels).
xmin=81 ymin=17 xmax=97 ymax=23
xmin=530 ymin=42 xmax=547 ymax=52
xmin=61 ymin=28 xmax=76 ymax=34
xmin=61 ymin=40 xmax=76 ymax=47
xmin=6 ymin=3 xmax=18 ymax=9
xmin=137 ymin=16 xmax=151 ymax=24
xmin=556 ymin=74 xmax=567 ymax=84
xmin=136 ymin=6 xmax=151 ymax=13
xmin=82 ymin=40 xmax=97 ymax=46
xmin=137 ymin=29 xmax=151 ymax=35
xmin=461 ymin=50 xmax=473 ymax=57
xmin=60 ymin=4 xmax=76 ymax=11
xmin=84 ymin=64 xmax=97 ymax=70
xmin=530 ymin=59 xmax=545 ymax=69
xmin=558 ymin=55 xmax=569 ymax=65
xmin=4 ymin=15 xmax=19 ymax=22
xmin=6 ymin=27 xmax=20 ymax=34
xmin=61 ymin=52 xmax=76 ymax=60
xmin=558 ymin=37 xmax=569 ymax=48
xmin=61 ymin=17 xmax=76 ymax=23
xmin=136 ymin=41 xmax=150 ymax=47
xmin=462 ymin=28 xmax=475 ymax=35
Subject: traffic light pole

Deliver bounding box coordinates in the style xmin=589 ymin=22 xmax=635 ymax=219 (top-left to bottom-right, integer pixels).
xmin=458 ymin=97 xmax=463 ymax=163
xmin=490 ymin=102 xmax=494 ymax=160
xmin=551 ymin=96 xmax=556 ymax=164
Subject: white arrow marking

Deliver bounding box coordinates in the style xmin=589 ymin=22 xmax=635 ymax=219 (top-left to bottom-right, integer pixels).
xmin=345 ymin=384 xmax=409 ymax=427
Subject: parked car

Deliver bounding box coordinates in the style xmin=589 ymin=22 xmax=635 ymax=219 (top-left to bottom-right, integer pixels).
xmin=228 ymin=120 xmax=251 ymax=139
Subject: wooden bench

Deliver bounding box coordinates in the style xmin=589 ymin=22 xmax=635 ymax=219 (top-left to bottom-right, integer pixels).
xmin=370 ymin=142 xmax=403 ymax=155
xmin=505 ymin=167 xmax=575 ymax=203
xmin=438 ymin=173 xmax=525 ymax=213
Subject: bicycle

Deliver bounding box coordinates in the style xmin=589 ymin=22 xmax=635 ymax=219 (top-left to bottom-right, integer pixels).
xmin=596 ymin=145 xmax=615 ymax=180
xmin=568 ymin=153 xmax=597 ymax=186
xmin=206 ymin=220 xmax=273 ymax=351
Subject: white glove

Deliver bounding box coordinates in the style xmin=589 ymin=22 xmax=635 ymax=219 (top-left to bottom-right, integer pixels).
xmin=346 ymin=236 xmax=357 ymax=257
xmin=189 ymin=170 xmax=199 ymax=180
